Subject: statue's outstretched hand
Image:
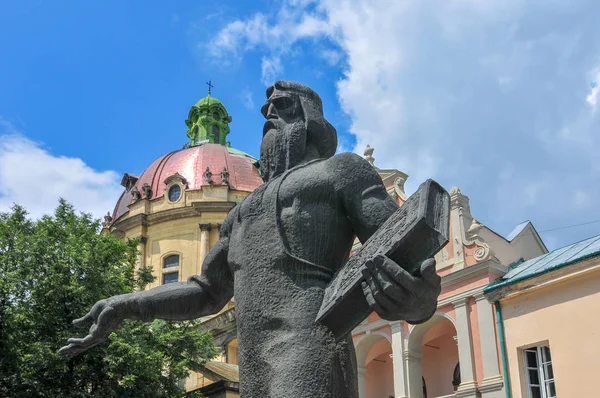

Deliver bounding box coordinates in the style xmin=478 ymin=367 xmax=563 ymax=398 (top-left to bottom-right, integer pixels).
xmin=361 ymin=255 xmax=440 ymax=323
xmin=59 ymin=298 xmax=123 ymax=359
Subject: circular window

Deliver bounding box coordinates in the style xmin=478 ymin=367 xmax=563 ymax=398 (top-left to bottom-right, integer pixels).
xmin=168 ymin=185 xmax=181 ymax=202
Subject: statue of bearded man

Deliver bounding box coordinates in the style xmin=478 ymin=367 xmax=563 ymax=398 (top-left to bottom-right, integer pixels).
xmin=61 ymin=81 xmax=441 ymax=397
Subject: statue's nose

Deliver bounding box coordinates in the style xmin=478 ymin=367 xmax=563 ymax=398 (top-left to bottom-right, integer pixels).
xmin=266 ymin=103 xmax=278 ymax=119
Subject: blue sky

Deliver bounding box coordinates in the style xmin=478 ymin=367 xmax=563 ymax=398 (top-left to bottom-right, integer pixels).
xmin=1 ymin=0 xmax=599 ymax=250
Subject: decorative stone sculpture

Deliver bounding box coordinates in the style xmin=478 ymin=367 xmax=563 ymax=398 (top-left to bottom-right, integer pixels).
xmin=203 ymin=167 xmax=213 ymax=185
xmin=141 ymin=183 xmax=152 ymax=199
xmin=102 ymin=212 xmax=112 ymax=228
xmin=364 ymin=144 xmax=375 ymax=165
xmin=130 ymin=186 xmax=141 ymax=202
xmin=61 ymin=81 xmax=446 ymax=398
xmin=220 ymin=167 xmax=229 ymax=185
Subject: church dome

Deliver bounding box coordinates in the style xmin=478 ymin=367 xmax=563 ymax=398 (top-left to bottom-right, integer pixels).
xmin=195 ymin=93 xmax=222 ymax=108
xmin=109 ymin=85 xmax=263 ymax=225
xmin=111 ymin=144 xmax=262 ymax=224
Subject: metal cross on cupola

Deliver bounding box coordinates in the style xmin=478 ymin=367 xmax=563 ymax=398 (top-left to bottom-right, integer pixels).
xmin=206 ymin=79 xmax=214 ymax=95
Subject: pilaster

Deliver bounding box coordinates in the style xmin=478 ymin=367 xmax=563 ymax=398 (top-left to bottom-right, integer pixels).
xmin=474 ymin=292 xmax=505 ymax=398
xmin=452 ymin=297 xmax=477 ymax=398
xmin=357 ymin=366 xmax=367 ymax=398
xmin=390 ymin=321 xmax=408 ymax=398
xmin=404 ymin=348 xmax=423 ymax=398
xmin=198 ymin=223 xmax=212 ymax=271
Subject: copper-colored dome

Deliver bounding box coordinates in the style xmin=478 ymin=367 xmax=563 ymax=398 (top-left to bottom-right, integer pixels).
xmin=111 ymin=144 xmax=263 ymax=223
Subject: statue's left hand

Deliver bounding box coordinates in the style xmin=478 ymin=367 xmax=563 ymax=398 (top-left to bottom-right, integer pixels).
xmin=361 ymin=255 xmax=441 ymax=323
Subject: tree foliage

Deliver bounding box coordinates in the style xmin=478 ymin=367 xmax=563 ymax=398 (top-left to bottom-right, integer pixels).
xmin=0 ymin=200 xmax=217 ymax=397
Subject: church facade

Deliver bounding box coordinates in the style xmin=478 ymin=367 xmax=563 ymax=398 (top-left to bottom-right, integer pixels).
xmin=104 ymin=90 xmax=568 ymax=398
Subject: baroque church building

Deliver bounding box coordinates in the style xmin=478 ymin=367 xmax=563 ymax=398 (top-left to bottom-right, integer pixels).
xmin=104 ymin=90 xmax=555 ymax=398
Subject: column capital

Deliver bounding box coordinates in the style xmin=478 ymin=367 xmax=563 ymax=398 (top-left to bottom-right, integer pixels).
xmin=390 ymin=320 xmax=404 ymax=334
xmin=473 ymin=291 xmax=488 ymax=302
xmin=199 ymin=223 xmax=212 ymax=231
xmin=452 ymin=296 xmax=469 ymax=308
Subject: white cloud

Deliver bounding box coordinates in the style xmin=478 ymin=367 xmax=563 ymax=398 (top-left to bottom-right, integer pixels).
xmin=261 ymin=56 xmax=283 ymax=86
xmin=208 ymin=0 xmax=600 ymax=248
xmin=586 ymin=67 xmax=600 ymax=110
xmin=321 ymin=49 xmax=341 ymax=66
xmin=239 ymin=88 xmax=255 ymax=110
xmin=207 ymin=3 xmax=334 ymax=81
xmin=0 ymin=123 xmax=123 ymax=220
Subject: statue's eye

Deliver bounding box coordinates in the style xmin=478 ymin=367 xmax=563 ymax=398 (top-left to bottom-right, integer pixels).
xmin=274 ymin=97 xmax=294 ymax=110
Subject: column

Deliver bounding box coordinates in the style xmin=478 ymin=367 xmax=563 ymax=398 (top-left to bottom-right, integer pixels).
xmin=474 ymin=292 xmax=505 ymax=398
xmin=453 ymin=297 xmax=477 ymax=398
xmin=137 ymin=236 xmax=147 ymax=271
xmin=357 ymin=366 xmax=367 ymax=398
xmin=198 ymin=224 xmax=212 ymax=272
xmin=404 ymin=348 xmax=423 ymax=398
xmin=390 ymin=321 xmax=408 ymax=398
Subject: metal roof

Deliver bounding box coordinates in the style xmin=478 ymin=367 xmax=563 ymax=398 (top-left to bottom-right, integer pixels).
xmin=485 ymin=234 xmax=600 ymax=294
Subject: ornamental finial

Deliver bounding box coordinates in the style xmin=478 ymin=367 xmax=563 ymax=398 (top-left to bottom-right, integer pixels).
xmin=364 ymin=144 xmax=375 ymax=166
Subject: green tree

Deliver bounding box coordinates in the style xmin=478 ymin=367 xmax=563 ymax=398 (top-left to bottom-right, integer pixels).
xmin=0 ymin=200 xmax=218 ymax=398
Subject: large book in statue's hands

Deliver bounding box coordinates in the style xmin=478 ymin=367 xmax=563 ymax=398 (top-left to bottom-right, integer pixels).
xmin=316 ymin=179 xmax=450 ymax=340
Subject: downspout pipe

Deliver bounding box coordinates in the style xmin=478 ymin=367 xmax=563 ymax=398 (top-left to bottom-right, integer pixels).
xmin=495 ymin=301 xmax=511 ymax=398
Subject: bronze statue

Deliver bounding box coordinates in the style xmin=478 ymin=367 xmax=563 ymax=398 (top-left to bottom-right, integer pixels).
xmin=60 ymin=81 xmax=442 ymax=397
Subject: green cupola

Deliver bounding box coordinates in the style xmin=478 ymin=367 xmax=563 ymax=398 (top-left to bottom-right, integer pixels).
xmin=185 ymin=85 xmax=232 ymax=147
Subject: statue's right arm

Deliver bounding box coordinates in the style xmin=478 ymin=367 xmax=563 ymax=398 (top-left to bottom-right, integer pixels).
xmin=59 ymin=210 xmax=236 ymax=358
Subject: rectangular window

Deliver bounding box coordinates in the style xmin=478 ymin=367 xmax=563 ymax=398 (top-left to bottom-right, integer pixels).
xmin=523 ymin=345 xmax=556 ymax=398
xmin=163 ymin=272 xmax=179 ymax=284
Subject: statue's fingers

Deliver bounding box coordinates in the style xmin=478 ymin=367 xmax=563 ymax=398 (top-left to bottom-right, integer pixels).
xmin=361 ymin=281 xmax=386 ymax=315
xmin=364 ymin=271 xmax=397 ymax=313
xmin=58 ymin=344 xmax=82 ymax=359
xmin=67 ymin=334 xmax=97 ymax=346
xmin=374 ymin=255 xmax=419 ymax=291
xmin=365 ymin=260 xmax=408 ymax=302
xmin=73 ymin=313 xmax=94 ymax=329
xmin=59 ymin=336 xmax=104 ymax=359
xmin=420 ymin=258 xmax=440 ymax=286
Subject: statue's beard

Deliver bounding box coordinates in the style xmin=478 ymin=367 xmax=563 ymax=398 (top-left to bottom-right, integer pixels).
xmin=260 ymin=119 xmax=307 ymax=182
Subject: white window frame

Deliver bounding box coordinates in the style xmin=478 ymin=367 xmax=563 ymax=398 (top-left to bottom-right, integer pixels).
xmin=162 ymin=253 xmax=181 ymax=285
xmin=523 ymin=345 xmax=556 ymax=398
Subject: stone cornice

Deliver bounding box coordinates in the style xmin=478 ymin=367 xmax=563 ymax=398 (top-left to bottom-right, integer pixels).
xmin=485 ymin=259 xmax=600 ymax=303
xmin=191 ymin=201 xmax=237 ymax=213
xmin=199 ymin=307 xmax=236 ymax=334
xmin=352 ymin=318 xmax=390 ymax=335
xmin=439 ymin=285 xmax=486 ymax=308
xmin=111 ymin=201 xmax=237 ymax=232
xmin=441 ymin=259 xmax=507 ymax=289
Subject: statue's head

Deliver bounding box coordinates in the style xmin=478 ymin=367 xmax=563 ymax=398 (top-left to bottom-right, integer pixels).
xmin=259 ymin=81 xmax=337 ymax=181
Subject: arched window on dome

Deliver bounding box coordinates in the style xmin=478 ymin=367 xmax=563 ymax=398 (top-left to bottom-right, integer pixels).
xmin=193 ymin=126 xmax=199 ymax=143
xmin=212 ymin=124 xmax=220 ymax=144
xmin=162 ymin=254 xmax=180 ymax=284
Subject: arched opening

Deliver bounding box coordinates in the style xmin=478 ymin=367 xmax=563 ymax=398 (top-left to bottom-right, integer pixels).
xmin=211 ymin=124 xmax=220 ymax=143
xmin=406 ymin=313 xmax=459 ymax=398
xmin=355 ymin=333 xmax=394 ymax=398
